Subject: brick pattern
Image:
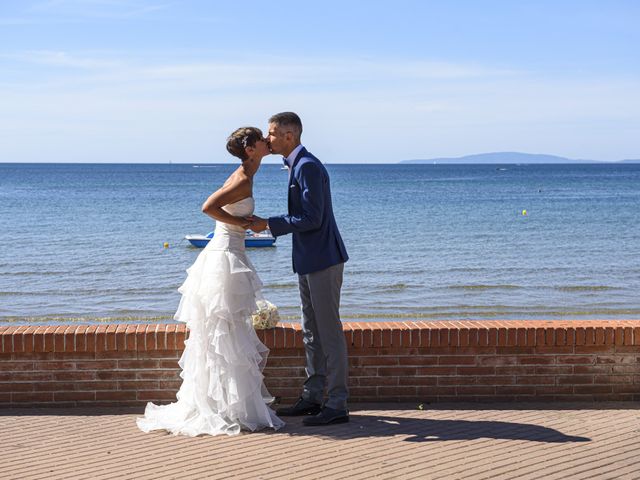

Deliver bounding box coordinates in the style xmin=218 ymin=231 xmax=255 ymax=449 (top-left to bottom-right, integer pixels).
xmin=1 ymin=321 xmax=639 ymax=406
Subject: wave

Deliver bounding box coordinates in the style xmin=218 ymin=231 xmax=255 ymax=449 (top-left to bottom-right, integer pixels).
xmin=446 ymin=284 xmax=523 ymax=291
xmin=440 ymin=284 xmax=619 ymax=293
xmin=0 ymin=291 xmax=35 ymax=297
xmin=348 ymin=269 xmax=426 ymax=276
xmin=444 ymin=267 xmax=487 ymax=273
xmin=264 ymin=282 xmax=298 ymax=290
xmin=374 ymin=283 xmax=413 ymax=293
xmin=555 ymin=286 xmax=617 ymax=292
xmin=443 ymin=266 xmax=572 ymax=274
xmin=59 ymin=287 xmax=173 ymax=296
xmin=339 ymin=307 xmax=640 ymax=320
xmin=0 ymin=314 xmax=175 ymax=324
xmin=1 ymin=271 xmax=69 ymax=277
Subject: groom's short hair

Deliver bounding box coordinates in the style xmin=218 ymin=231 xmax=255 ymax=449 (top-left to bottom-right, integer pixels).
xmin=269 ymin=112 xmax=302 ymax=140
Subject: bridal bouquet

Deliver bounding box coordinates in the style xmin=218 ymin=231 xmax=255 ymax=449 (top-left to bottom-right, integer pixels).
xmin=251 ymin=300 xmax=280 ymax=329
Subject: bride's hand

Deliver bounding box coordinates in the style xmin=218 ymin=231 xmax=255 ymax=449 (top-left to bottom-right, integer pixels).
xmin=248 ymin=216 xmax=268 ymax=233
xmin=240 ymin=217 xmax=253 ymax=229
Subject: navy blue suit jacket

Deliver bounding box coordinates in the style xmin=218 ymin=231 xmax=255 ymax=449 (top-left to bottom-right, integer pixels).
xmin=268 ymin=148 xmax=349 ymax=275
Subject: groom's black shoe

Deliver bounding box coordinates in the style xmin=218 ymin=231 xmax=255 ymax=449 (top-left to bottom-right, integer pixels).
xmin=302 ymin=407 xmax=349 ymax=426
xmin=276 ymin=397 xmax=322 ymax=416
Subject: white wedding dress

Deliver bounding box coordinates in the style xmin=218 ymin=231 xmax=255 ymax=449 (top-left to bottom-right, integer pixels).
xmin=137 ymin=197 xmax=284 ymax=436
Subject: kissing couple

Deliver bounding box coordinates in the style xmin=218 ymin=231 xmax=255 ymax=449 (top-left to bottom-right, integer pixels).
xmin=137 ymin=112 xmax=350 ymax=436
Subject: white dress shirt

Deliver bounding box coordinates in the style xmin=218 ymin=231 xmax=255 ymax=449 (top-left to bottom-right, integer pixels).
xmin=284 ymin=144 xmax=304 ymax=170
xmin=269 ymin=144 xmax=304 ymax=231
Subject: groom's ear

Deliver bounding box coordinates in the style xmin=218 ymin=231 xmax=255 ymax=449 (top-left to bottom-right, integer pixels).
xmin=285 ymin=131 xmax=295 ymax=143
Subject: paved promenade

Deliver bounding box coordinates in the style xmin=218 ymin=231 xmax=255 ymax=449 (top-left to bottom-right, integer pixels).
xmin=1 ymin=403 xmax=638 ymax=480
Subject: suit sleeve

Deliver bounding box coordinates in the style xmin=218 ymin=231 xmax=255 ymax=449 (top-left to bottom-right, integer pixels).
xmin=268 ymin=161 xmax=325 ymax=236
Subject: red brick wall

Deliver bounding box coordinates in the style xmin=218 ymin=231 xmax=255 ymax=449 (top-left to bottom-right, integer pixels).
xmin=1 ymin=321 xmax=639 ymax=407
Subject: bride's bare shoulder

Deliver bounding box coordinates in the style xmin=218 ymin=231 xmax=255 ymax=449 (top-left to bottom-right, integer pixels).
xmin=221 ymin=169 xmax=250 ymax=188
xmin=216 ymin=171 xmax=250 ymax=201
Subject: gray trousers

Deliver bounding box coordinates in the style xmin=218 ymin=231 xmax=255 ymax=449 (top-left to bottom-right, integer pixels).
xmin=298 ymin=262 xmax=349 ymax=410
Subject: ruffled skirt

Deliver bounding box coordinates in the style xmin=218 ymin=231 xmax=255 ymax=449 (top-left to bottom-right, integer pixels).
xmin=136 ymin=243 xmax=285 ymax=436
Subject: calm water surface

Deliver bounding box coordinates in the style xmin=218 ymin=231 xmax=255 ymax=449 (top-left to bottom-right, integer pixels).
xmin=1 ymin=162 xmax=639 ymax=324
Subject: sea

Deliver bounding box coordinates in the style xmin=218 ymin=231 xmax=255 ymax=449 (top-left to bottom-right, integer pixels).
xmin=1 ymin=162 xmax=639 ymax=325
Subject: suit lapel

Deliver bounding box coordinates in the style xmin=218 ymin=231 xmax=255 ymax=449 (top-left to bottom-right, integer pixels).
xmin=290 ymin=147 xmax=307 ymax=173
xmin=287 ymin=147 xmax=307 ymax=212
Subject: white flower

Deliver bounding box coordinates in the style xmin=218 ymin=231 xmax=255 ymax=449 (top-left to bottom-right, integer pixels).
xmin=251 ymin=300 xmax=280 ymax=329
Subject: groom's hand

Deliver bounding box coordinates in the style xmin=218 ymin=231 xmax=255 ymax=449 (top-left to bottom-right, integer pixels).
xmin=248 ymin=216 xmax=268 ymax=233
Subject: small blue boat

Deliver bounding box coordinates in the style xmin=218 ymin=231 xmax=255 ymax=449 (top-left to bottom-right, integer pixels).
xmin=185 ymin=231 xmax=277 ymax=248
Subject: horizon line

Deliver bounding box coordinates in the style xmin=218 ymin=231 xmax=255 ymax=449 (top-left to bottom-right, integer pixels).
xmin=0 ymin=160 xmax=634 ymax=165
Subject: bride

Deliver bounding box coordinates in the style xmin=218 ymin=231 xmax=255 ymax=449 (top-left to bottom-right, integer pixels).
xmin=137 ymin=127 xmax=284 ymax=436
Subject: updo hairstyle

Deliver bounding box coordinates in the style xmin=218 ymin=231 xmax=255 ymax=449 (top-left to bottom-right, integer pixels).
xmin=226 ymin=127 xmax=264 ymax=161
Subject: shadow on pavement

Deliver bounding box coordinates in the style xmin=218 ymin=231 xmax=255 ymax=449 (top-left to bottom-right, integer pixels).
xmin=281 ymin=413 xmax=591 ymax=443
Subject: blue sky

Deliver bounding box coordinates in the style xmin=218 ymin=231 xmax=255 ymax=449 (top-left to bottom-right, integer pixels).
xmin=1 ymin=0 xmax=639 ymax=163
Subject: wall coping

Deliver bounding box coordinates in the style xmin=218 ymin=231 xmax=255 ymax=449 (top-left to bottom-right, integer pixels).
xmin=2 ymin=320 xmax=640 ymax=353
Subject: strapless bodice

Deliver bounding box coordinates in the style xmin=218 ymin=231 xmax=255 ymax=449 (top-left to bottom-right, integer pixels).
xmin=221 ymin=197 xmax=254 ymax=218
xmin=209 ymin=197 xmax=254 ymax=251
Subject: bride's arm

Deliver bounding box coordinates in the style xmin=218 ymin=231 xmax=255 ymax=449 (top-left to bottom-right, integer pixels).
xmin=201 ymin=176 xmax=251 ymax=227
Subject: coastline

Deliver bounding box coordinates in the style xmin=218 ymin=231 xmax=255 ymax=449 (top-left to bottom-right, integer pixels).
xmin=3 ymin=312 xmax=640 ymax=327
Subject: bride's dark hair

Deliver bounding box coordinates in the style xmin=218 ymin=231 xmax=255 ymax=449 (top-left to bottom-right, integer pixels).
xmin=226 ymin=127 xmax=264 ymax=161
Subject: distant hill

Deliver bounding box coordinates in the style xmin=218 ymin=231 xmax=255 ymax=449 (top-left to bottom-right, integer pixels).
xmin=399 ymin=152 xmax=619 ymax=164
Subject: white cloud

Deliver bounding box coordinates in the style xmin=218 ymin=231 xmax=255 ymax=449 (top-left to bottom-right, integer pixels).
xmin=28 ymin=0 xmax=169 ymax=19
xmin=0 ymin=51 xmax=638 ymax=163
xmin=0 ymin=52 xmax=521 ymax=96
xmin=1 ymin=50 xmax=124 ymax=69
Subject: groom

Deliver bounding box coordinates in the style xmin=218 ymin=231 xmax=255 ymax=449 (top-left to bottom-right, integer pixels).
xmin=249 ymin=112 xmax=350 ymax=426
